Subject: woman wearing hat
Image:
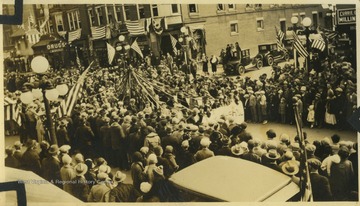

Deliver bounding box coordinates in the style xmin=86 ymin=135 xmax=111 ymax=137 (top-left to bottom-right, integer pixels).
xmin=109 ymin=171 xmax=141 ymax=202
xmin=70 ymin=163 xmax=90 ymax=202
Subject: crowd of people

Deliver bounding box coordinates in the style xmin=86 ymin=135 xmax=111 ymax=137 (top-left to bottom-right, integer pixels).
xmin=3 ymin=47 xmax=358 ymax=202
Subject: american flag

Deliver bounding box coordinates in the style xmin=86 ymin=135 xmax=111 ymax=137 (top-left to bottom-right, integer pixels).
xmin=106 ymin=43 xmax=116 ymax=64
xmin=292 ymin=31 xmax=309 ymax=58
xmin=57 ymin=61 xmax=93 ymax=118
xmin=293 ymin=102 xmax=313 ymax=202
xmin=126 ymin=21 xmax=145 ymax=36
xmin=169 ymin=34 xmax=178 ymax=55
xmin=4 ymin=97 xmax=21 ymax=126
xmin=131 ymin=38 xmax=143 ymax=58
xmin=75 ymin=46 xmax=81 ymax=68
xmin=91 ymin=26 xmax=106 ymax=40
xmin=311 ymin=35 xmax=326 ymax=51
xmin=68 ymin=29 xmax=82 ymax=43
xmin=275 ymin=26 xmax=287 ymax=52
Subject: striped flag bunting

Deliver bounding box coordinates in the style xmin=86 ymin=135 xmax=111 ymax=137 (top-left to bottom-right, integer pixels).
xmin=68 ymin=29 xmax=81 ymax=43
xmin=275 ymin=26 xmax=287 ymax=52
xmin=56 ymin=61 xmax=93 ymax=118
xmin=169 ymin=34 xmax=178 ymax=55
xmin=91 ymin=26 xmax=106 ymax=40
xmin=106 ymin=43 xmax=116 ymax=64
xmin=324 ymin=31 xmax=338 ymax=40
xmin=4 ymin=97 xmax=22 ymax=126
xmin=293 ymin=103 xmax=313 ymax=202
xmin=292 ymin=31 xmax=309 ymax=58
xmin=144 ymin=18 xmax=152 ymax=34
xmin=131 ymin=38 xmax=144 ymax=58
xmin=126 ymin=21 xmax=145 ymax=36
xmin=311 ymin=35 xmax=326 ymax=51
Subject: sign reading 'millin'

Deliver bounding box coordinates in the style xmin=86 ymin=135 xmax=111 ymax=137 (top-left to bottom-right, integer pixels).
xmin=337 ymin=8 xmax=356 ymax=25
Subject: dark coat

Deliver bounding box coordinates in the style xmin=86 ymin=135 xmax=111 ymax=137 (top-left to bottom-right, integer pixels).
xmin=242 ymin=152 xmax=261 ymax=164
xmin=310 ymin=173 xmax=333 ymax=201
xmin=131 ymin=162 xmax=145 ymax=192
xmin=21 ymin=148 xmax=41 ymax=175
xmin=5 ymin=156 xmax=19 ymax=168
xmin=70 ymin=176 xmax=90 ymax=202
xmin=100 ymin=125 xmax=112 ymax=148
xmin=74 ymin=124 xmax=94 ymax=148
xmin=41 ymin=156 xmax=61 ymax=188
xmin=110 ymin=183 xmax=140 ymax=202
xmin=110 ymin=123 xmax=125 ymax=150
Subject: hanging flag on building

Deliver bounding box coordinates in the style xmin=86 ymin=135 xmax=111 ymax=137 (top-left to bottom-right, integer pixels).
xmin=68 ymin=29 xmax=82 ymax=43
xmin=144 ymin=18 xmax=152 ymax=34
xmin=91 ymin=26 xmax=106 ymax=40
xmin=292 ymin=31 xmax=309 ymax=58
xmin=131 ymin=38 xmax=143 ymax=58
xmin=311 ymin=35 xmax=326 ymax=51
xmin=106 ymin=43 xmax=116 ymax=64
xmin=126 ymin=20 xmax=145 ymax=36
xmin=169 ymin=34 xmax=178 ymax=55
xmin=152 ymin=17 xmax=165 ymax=35
xmin=275 ymin=26 xmax=287 ymax=52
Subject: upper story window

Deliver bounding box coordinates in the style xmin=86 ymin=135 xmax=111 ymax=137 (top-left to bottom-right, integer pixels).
xmin=123 ymin=5 xmax=132 ymax=20
xmin=217 ymin=4 xmax=225 ymax=11
xmin=54 ymin=14 xmax=64 ymax=32
xmin=138 ymin=4 xmax=145 ymax=19
xmin=171 ymin=4 xmax=179 ymax=14
xmin=189 ymin=4 xmax=198 ymax=14
xmin=152 ymin=4 xmax=159 ymax=17
xmin=67 ymin=10 xmax=81 ymax=31
xmin=228 ymin=4 xmax=235 ymax=10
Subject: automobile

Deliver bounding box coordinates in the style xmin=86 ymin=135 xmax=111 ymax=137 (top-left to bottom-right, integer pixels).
xmin=169 ymin=156 xmax=300 ymax=202
xmin=222 ymin=48 xmax=253 ymax=75
xmin=252 ymin=43 xmax=290 ymax=69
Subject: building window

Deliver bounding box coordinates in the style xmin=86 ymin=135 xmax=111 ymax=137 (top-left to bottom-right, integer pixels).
xmin=171 ymin=4 xmax=179 ymax=14
xmin=123 ymin=5 xmax=131 ymax=20
xmin=68 ymin=10 xmax=81 ymax=31
xmin=152 ymin=4 xmax=158 ymax=17
xmin=54 ymin=14 xmax=64 ymax=32
xmin=189 ymin=4 xmax=198 ymax=13
xmin=115 ymin=5 xmax=122 ymax=22
xmin=106 ymin=5 xmax=114 ymax=23
xmin=280 ymin=20 xmax=286 ymax=33
xmin=88 ymin=8 xmax=96 ymax=26
xmin=217 ymin=4 xmax=225 ymax=11
xmin=138 ymin=4 xmax=145 ymax=19
xmin=96 ymin=7 xmax=104 ymax=25
xmin=256 ymin=18 xmax=264 ymax=31
xmin=230 ymin=22 xmax=238 ymax=35
xmin=228 ymin=4 xmax=235 ymax=10
xmin=255 ymin=4 xmax=262 ymax=10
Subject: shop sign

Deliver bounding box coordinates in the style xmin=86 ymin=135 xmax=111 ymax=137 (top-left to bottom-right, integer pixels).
xmin=337 ymin=8 xmax=356 ymax=25
xmin=47 ymin=42 xmax=67 ymax=53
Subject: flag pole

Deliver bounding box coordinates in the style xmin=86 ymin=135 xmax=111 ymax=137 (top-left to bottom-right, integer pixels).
xmin=293 ymin=98 xmax=313 ymax=202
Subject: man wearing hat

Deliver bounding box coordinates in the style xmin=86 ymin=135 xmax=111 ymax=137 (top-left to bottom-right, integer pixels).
xmin=60 ymin=154 xmax=76 ymax=193
xmin=217 ymin=137 xmax=232 ymax=156
xmin=262 ymin=149 xmax=282 ymax=172
xmin=41 ymin=144 xmax=62 ymax=188
xmin=194 ymin=137 xmax=214 ymax=162
xmin=334 ymin=87 xmax=346 ymax=130
xmin=5 ymin=146 xmax=19 ymax=168
xmin=74 ymin=118 xmax=95 ymax=158
xmin=70 ymin=163 xmax=90 ymax=202
xmin=241 ymin=140 xmax=261 ymax=164
xmin=109 ymin=171 xmax=141 ymax=202
xmin=21 ymin=139 xmax=41 ymax=175
xmin=144 ymin=132 xmax=161 ymax=152
xmin=56 ymin=119 xmax=70 ymax=147
xmin=177 ymin=140 xmax=196 ymax=170
xmin=87 ymin=172 xmax=112 ymax=202
xmin=110 ymin=116 xmax=128 ymax=170
xmin=100 ymin=117 xmax=112 ymax=165
xmin=13 ymin=141 xmax=23 ymax=164
xmin=248 ymin=90 xmax=257 ymax=123
xmin=307 ymin=158 xmax=333 ymax=201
